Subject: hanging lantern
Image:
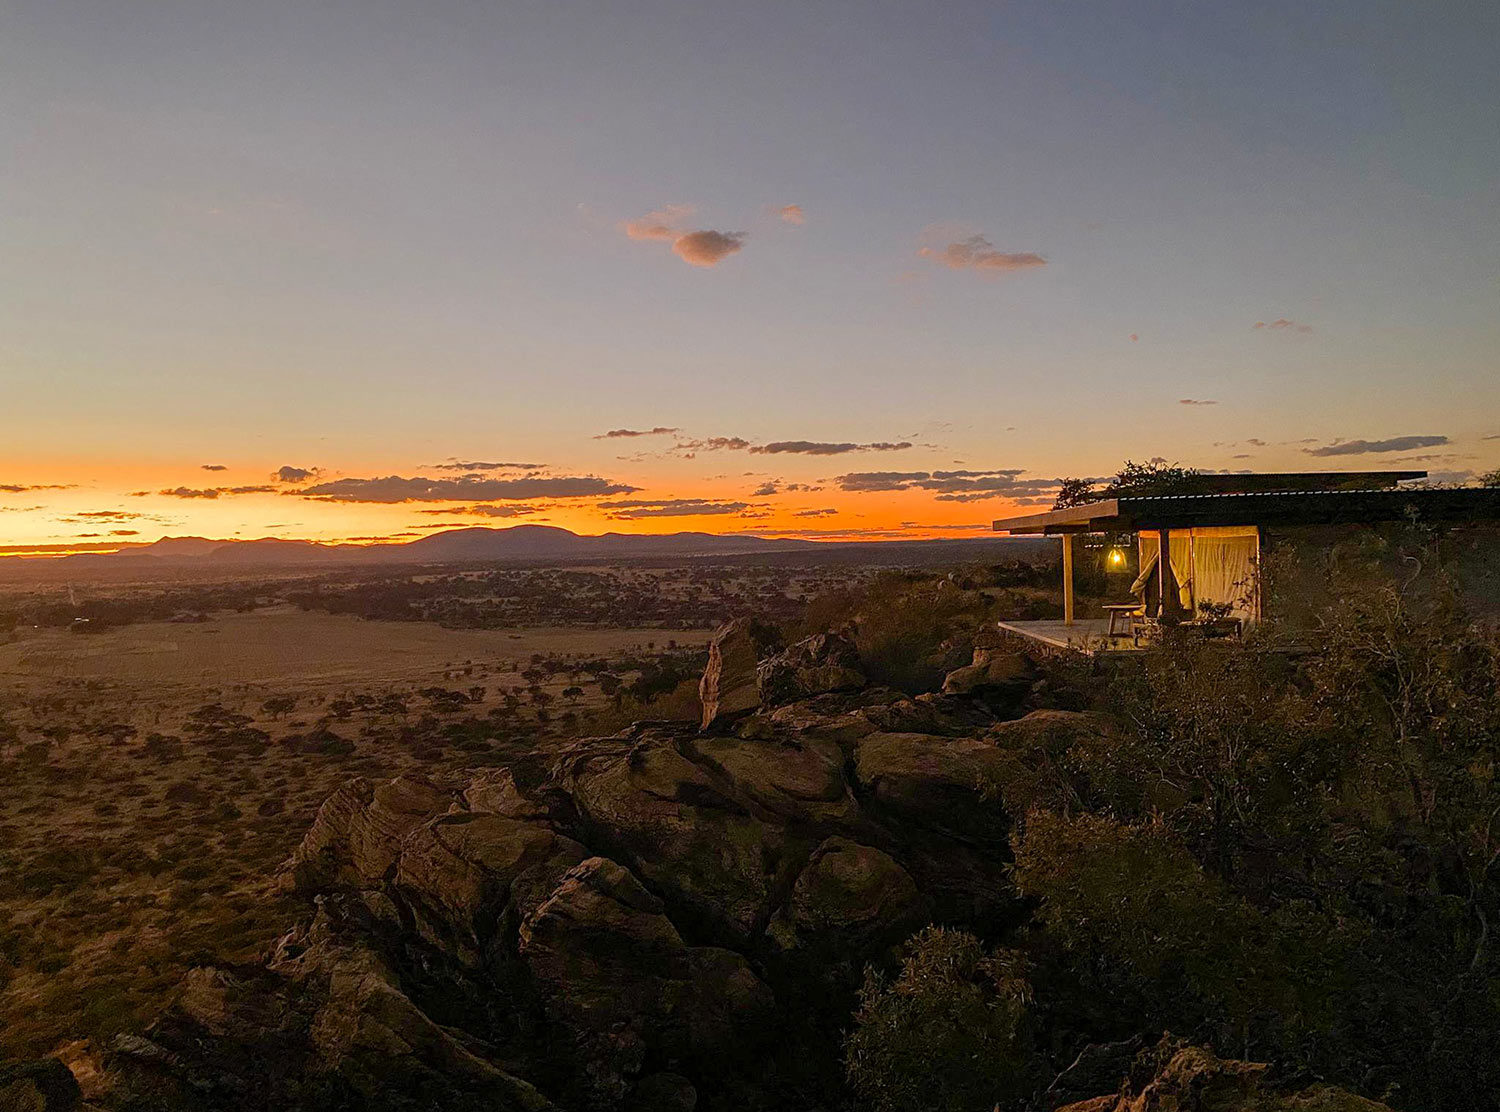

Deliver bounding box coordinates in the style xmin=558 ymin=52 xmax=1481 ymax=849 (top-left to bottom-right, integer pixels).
xmin=1106 ymin=546 xmax=1127 ymax=570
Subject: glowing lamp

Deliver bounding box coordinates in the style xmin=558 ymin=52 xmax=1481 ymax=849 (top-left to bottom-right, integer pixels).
xmin=1106 ymin=547 xmax=1127 ymax=569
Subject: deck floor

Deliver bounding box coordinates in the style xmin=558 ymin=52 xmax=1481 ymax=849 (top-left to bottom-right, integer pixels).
xmin=995 ymin=618 xmax=1143 ymax=654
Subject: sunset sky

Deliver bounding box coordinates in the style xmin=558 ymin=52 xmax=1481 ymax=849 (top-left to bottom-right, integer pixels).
xmin=3 ymin=1 xmax=1498 ymax=552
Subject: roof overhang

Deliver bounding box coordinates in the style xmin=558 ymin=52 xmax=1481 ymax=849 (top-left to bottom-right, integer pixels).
xmin=994 ymin=487 xmax=1500 ymax=535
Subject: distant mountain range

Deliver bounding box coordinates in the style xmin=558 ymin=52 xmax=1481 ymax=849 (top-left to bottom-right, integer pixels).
xmin=52 ymin=525 xmax=824 ymax=566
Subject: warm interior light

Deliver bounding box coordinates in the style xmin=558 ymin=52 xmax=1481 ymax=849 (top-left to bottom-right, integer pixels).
xmin=1107 ymin=547 xmax=1126 ymax=568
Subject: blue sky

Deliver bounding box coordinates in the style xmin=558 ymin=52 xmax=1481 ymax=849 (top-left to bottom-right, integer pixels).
xmin=1 ymin=0 xmax=1497 ymax=546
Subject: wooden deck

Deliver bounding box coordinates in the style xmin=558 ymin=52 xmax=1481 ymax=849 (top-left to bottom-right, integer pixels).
xmin=994 ymin=618 xmax=1144 ymax=656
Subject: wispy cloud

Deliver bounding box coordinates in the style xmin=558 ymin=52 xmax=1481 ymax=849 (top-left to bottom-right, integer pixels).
xmin=749 ymin=440 xmax=912 ymax=456
xmin=778 ymin=204 xmax=805 ymax=225
xmin=301 ymin=474 xmax=637 ymax=503
xmin=598 ymin=497 xmax=753 ymax=519
xmin=201 ymin=464 xmax=227 ymax=472
xmin=919 ymin=235 xmax=1046 ymax=273
xmin=622 ymin=204 xmax=696 ymax=241
xmin=794 ymin=507 xmax=838 ymax=517
xmin=1179 ymin=398 xmax=1218 ymax=406
xmin=1 ymin=483 xmax=74 ymax=493
xmin=1253 ymin=318 xmax=1313 ymax=333
xmin=595 ymin=427 xmax=680 ymax=439
xmin=1304 ymin=435 xmax=1449 ymax=457
xmin=428 ymin=460 xmax=546 ymax=472
xmin=836 ymin=468 xmax=1060 ymax=503
xmin=416 ymin=504 xmax=542 ymax=518
xmin=275 ymin=465 xmax=317 ymax=483
xmin=154 ymin=485 xmax=277 ymax=499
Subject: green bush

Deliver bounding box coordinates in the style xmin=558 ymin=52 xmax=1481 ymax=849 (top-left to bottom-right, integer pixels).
xmin=844 ymin=926 xmax=1035 ymax=1112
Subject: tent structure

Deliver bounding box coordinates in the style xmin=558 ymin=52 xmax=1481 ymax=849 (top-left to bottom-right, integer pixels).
xmin=989 ymin=471 xmax=1500 ymax=652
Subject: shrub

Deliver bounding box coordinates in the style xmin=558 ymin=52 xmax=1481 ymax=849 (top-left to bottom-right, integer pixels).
xmin=844 ymin=926 xmax=1035 ymax=1112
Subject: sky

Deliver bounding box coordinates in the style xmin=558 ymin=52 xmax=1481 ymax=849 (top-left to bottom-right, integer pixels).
xmin=2 ymin=0 xmax=1498 ymax=553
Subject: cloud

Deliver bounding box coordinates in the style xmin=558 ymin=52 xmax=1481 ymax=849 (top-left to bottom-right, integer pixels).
xmin=778 ymin=204 xmax=805 ymax=225
xmin=623 ymin=206 xmax=747 ymax=268
xmin=751 ymin=481 xmax=779 ymax=496
xmin=156 ymin=485 xmax=276 ymax=499
xmin=598 ymin=497 xmax=753 ymax=519
xmin=919 ymin=235 xmax=1046 ymax=273
xmin=111 ymin=529 xmax=140 ymax=535
xmin=201 ymin=464 xmax=227 ymax=472
xmin=622 ymin=204 xmax=695 ymax=241
xmin=416 ymin=504 xmax=542 ymax=518
xmin=1253 ymin=318 xmax=1313 ymax=333
xmin=749 ymin=440 xmax=913 ymax=456
xmin=275 ymin=466 xmax=317 ymax=483
xmin=836 ymin=467 xmax=1061 ymax=503
xmin=1179 ymin=398 xmax=1218 ymax=406
xmin=1129 ymin=333 xmax=1139 ymax=342
xmin=1303 ymin=435 xmax=1450 ymax=457
xmin=430 ymin=460 xmax=546 ymax=471
xmin=794 ymin=508 xmax=838 ymax=517
xmin=0 ymin=483 xmax=74 ymax=493
xmin=672 ymin=230 xmax=746 ymax=267
xmin=301 ymin=474 xmax=638 ymax=503
xmin=595 ymin=427 xmax=680 ymax=439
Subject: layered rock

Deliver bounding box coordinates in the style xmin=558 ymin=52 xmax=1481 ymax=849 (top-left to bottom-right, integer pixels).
xmin=697 ymin=619 xmax=781 ymax=729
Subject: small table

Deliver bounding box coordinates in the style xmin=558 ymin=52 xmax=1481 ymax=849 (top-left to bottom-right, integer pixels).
xmin=1102 ymin=604 xmax=1144 ymax=637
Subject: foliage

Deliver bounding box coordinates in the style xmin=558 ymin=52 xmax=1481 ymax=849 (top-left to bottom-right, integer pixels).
xmin=1053 ymin=459 xmax=1207 ymax=508
xmin=1005 ymin=566 xmax=1500 ymax=1109
xmin=844 ymin=927 xmax=1035 ymax=1112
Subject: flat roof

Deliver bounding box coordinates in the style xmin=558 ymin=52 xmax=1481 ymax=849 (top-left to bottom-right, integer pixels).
xmin=994 ymin=485 xmax=1500 ymax=535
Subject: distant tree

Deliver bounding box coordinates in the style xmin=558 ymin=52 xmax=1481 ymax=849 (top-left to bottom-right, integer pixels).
xmin=1053 ymin=459 xmax=1206 ymax=508
xmin=1480 ymin=468 xmax=1500 ymax=487
xmin=261 ymin=695 xmax=297 ymax=720
xmin=561 ymin=685 xmax=585 ymax=704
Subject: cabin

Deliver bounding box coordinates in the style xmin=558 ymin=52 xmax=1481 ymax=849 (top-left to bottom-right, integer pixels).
xmin=991 ymin=471 xmax=1500 ymax=654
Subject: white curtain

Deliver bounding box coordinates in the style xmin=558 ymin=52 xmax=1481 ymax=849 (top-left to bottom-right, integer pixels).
xmin=1137 ymin=534 xmax=1193 ymax=609
xmin=1192 ymin=535 xmax=1258 ymax=623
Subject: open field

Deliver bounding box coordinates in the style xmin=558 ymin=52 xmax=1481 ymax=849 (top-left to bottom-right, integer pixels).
xmin=0 ymin=607 xmax=709 ymax=690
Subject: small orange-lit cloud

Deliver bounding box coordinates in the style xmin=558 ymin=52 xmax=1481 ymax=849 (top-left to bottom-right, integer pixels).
xmin=1129 ymin=333 xmax=1139 ymax=342
xmin=920 ymin=235 xmax=1046 ymax=272
xmin=1179 ymin=398 xmax=1218 ymax=406
xmin=672 ymin=230 xmax=745 ymax=267
xmin=623 ymin=206 xmax=746 ymax=268
xmin=778 ymin=204 xmax=805 ymax=225
xmin=622 ymin=204 xmax=695 ymax=241
xmin=1252 ymin=318 xmax=1313 ymax=333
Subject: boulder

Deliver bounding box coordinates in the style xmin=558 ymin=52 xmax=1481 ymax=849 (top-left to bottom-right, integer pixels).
xmin=941 ymin=647 xmax=1038 ymax=713
xmin=853 ymin=732 xmax=1012 ymax=843
xmin=518 ymin=858 xmax=773 ymax=1100
xmin=755 ymin=632 xmax=865 ymax=707
xmin=462 ymin=767 xmax=553 ymax=822
xmin=283 ymin=775 xmax=451 ymax=892
xmin=767 ymin=836 xmax=923 ymax=958
xmin=0 ymin=1059 xmax=81 ymax=1112
xmin=985 ymin=710 xmax=1118 ymax=813
xmin=859 ymin=693 xmax=1000 ymax=737
xmin=393 ymin=812 xmax=589 ymax=958
xmin=628 ymin=1072 xmax=697 ymax=1112
xmin=1054 ymin=1043 xmax=1394 ymax=1112
xmin=698 ymin=618 xmax=782 ymax=730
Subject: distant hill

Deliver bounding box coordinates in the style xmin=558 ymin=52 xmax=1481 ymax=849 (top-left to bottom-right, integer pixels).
xmin=49 ymin=525 xmax=823 ymax=568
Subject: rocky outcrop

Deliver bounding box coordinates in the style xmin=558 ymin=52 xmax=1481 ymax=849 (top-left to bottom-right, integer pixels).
xmin=93 ymin=629 xmax=1068 ymax=1110
xmin=1054 ymin=1043 xmax=1394 ymax=1112
xmin=0 ymin=1059 xmax=82 ymax=1112
xmin=755 ymin=632 xmax=865 ymax=707
xmin=283 ymin=775 xmax=451 ymax=892
xmin=518 ymin=857 xmax=772 ymax=1103
xmin=697 ymin=619 xmax=781 ymax=730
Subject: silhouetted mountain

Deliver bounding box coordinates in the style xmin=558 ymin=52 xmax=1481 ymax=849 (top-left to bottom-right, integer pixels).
xmin=50 ymin=525 xmax=818 ymax=567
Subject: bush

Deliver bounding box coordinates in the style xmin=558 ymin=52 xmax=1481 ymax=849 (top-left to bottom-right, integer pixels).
xmin=844 ymin=926 xmax=1035 ymax=1112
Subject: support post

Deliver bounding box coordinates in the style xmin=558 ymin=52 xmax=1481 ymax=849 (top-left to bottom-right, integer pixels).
xmin=1158 ymin=527 xmax=1183 ymax=623
xmin=1062 ymin=533 xmax=1075 ymax=626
